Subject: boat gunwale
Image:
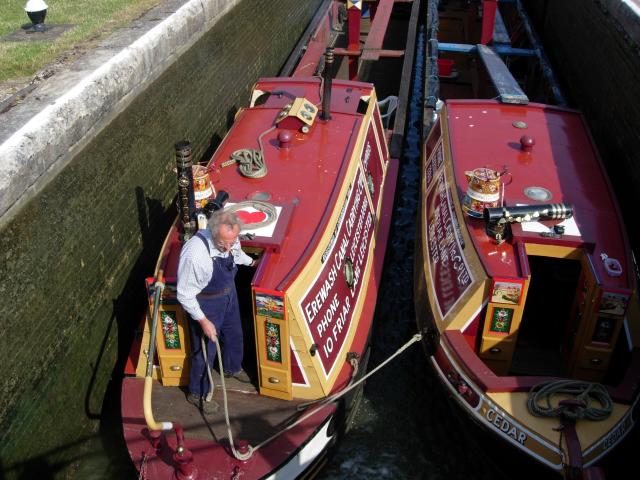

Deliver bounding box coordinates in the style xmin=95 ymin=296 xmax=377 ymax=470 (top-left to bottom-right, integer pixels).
xmin=439 ymin=328 xmax=640 ymax=403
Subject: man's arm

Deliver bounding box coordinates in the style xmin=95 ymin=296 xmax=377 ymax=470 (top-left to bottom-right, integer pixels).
xmin=176 ymin=260 xmax=206 ymax=321
xmin=231 ymin=239 xmax=257 ymax=266
xmin=177 ymin=239 xmax=217 ymax=340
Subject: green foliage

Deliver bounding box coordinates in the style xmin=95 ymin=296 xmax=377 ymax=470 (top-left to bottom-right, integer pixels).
xmin=0 ymin=0 xmax=160 ymax=82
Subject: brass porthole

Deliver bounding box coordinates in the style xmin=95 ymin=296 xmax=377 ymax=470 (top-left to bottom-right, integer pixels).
xmin=344 ymin=257 xmax=355 ymax=289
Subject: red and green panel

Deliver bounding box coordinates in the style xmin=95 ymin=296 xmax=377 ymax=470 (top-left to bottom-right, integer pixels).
xmin=161 ymin=310 xmax=181 ymax=349
xmin=265 ymin=320 xmax=282 ymax=363
xmin=489 ymin=307 xmax=514 ymax=335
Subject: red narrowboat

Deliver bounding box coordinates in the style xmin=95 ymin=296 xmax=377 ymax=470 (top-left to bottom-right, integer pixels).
xmin=415 ymin=1 xmax=640 ymax=478
xmin=122 ymin=1 xmax=421 ymax=478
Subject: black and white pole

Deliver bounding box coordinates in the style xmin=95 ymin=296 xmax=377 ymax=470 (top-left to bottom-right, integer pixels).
xmin=24 ymin=0 xmax=48 ymax=33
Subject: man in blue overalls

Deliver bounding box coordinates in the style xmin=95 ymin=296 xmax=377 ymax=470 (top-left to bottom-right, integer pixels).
xmin=177 ymin=210 xmax=257 ymax=414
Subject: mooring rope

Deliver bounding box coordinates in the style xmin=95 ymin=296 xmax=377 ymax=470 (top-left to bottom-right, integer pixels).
xmin=230 ymin=149 xmax=267 ymax=178
xmin=201 ymin=337 xmax=215 ymax=402
xmin=228 ymin=126 xmax=275 ymax=178
xmin=214 ymin=333 xmax=423 ymax=461
xmin=527 ymin=380 xmax=613 ymax=422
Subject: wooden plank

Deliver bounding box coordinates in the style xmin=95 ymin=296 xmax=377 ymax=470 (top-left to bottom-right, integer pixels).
xmin=360 ymin=0 xmax=396 ymax=62
xmin=389 ymin=0 xmax=422 ymax=158
xmin=476 ymin=44 xmax=529 ymax=104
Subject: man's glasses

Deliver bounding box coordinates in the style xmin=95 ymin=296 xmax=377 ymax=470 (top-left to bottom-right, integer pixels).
xmin=215 ymin=238 xmax=237 ymax=250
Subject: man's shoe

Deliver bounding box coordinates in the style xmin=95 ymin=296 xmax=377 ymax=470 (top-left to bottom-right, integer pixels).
xmin=186 ymin=392 xmax=219 ymax=415
xmin=224 ymin=369 xmax=251 ymax=383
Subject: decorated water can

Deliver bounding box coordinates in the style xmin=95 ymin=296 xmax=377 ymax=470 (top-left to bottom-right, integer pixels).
xmin=462 ymin=167 xmax=509 ymax=217
xmin=192 ymin=165 xmax=215 ymax=209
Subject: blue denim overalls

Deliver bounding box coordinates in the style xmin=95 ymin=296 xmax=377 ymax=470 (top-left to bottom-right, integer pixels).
xmin=188 ymin=232 xmax=243 ymax=396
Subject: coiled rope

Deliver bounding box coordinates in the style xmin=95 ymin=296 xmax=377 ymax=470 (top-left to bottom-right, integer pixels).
xmin=229 ymin=126 xmax=275 ymax=178
xmin=527 ymin=380 xmax=613 ymax=422
xmin=230 ymin=149 xmax=267 ymax=178
xmin=213 ymin=332 xmax=423 ymax=461
xmin=225 ymin=200 xmax=278 ymax=230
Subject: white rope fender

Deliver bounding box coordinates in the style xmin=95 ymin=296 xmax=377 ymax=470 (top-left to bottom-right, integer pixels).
xmin=214 ymin=333 xmax=423 ymax=461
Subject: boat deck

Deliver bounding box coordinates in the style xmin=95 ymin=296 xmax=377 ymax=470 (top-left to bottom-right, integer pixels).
xmin=447 ymin=100 xmax=630 ymax=290
xmin=125 ymin=376 xmax=306 ymax=444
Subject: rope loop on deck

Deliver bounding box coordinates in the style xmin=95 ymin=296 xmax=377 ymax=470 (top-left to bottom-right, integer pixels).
xmin=230 ymin=148 xmax=267 ymax=178
xmin=527 ymin=380 xmax=613 ymax=422
xmin=215 ymin=332 xmax=423 ymax=461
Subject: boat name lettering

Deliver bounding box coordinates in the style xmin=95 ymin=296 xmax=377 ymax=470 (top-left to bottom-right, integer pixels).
xmin=426 ymin=170 xmax=473 ymax=317
xmin=304 ymin=248 xmax=344 ymax=323
xmin=346 ymin=180 xmax=365 ymax=237
xmin=603 ymin=420 xmax=628 ymax=450
xmin=425 ymin=140 xmax=443 ymax=191
xmin=349 ymin=189 xmax=370 ymax=268
xmin=322 ymin=184 xmax=353 ymax=263
xmin=361 ymin=141 xmax=372 ymax=170
xmin=485 ymin=408 xmax=527 ymax=445
xmin=300 ymin=170 xmax=375 ymax=376
xmin=320 ymin=295 xmax=352 ymax=358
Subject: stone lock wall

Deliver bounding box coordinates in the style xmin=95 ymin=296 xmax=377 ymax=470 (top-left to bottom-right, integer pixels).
xmin=525 ymin=0 xmax=640 ymax=249
xmin=0 ymin=0 xmax=321 ymax=477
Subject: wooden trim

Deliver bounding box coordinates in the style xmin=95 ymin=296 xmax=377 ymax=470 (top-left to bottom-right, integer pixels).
xmin=390 ymin=0 xmax=421 ymax=157
xmin=524 ymin=242 xmax=582 ymax=260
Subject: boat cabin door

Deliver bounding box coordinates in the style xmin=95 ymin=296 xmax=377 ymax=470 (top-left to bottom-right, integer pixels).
xmin=252 ymin=287 xmax=293 ymax=400
xmin=480 ymin=243 xmax=628 ymax=380
xmin=565 ymin=254 xmax=630 ymax=382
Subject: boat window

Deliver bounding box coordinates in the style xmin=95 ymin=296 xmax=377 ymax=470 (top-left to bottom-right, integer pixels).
xmin=251 ymin=91 xmax=271 ymax=107
xmin=357 ymin=97 xmax=370 ymax=114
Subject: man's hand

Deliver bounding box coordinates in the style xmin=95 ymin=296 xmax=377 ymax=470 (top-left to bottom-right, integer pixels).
xmin=199 ymin=317 xmax=217 ymax=341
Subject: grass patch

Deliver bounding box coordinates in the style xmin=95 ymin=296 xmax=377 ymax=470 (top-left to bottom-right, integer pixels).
xmin=0 ymin=0 xmax=162 ymax=83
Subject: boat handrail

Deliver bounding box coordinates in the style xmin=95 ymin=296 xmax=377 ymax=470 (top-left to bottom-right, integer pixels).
xmin=141 ymin=270 xmax=195 ymax=472
xmin=143 ymin=271 xmax=171 ymax=430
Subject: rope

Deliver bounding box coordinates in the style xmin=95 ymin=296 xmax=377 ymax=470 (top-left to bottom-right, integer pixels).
xmin=201 ymin=337 xmax=215 ymax=402
xmin=213 ymin=339 xmax=253 ymax=461
xmin=138 ymin=451 xmax=147 ymax=480
xmin=527 ymin=380 xmax=613 ymax=422
xmin=214 ymin=333 xmax=423 ymax=461
xmin=228 ymin=126 xmax=275 ymax=179
xmin=225 ymin=200 xmax=278 ymax=230
xmin=230 ymin=149 xmax=267 ymax=178
xmin=295 ymin=353 xmax=360 ymax=411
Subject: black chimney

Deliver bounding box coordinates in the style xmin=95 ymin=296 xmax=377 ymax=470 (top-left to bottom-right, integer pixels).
xmin=321 ymin=47 xmax=334 ymax=121
xmin=175 ymin=140 xmax=196 ymax=240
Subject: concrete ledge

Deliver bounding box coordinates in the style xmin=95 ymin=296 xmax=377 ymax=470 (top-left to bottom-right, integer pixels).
xmin=0 ymin=0 xmax=240 ymax=221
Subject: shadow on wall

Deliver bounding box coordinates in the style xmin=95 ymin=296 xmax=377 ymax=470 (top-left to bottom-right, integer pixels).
xmin=0 ymin=187 xmax=172 ymax=479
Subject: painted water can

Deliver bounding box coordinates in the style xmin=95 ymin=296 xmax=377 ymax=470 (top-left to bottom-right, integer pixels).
xmin=462 ymin=167 xmax=509 ymax=217
xmin=192 ymin=165 xmax=215 ymax=209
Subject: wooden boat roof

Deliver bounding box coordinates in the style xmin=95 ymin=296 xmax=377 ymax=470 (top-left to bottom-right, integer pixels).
xmin=446 ymin=100 xmax=630 ymax=290
xmin=164 ymin=77 xmax=376 ymax=291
